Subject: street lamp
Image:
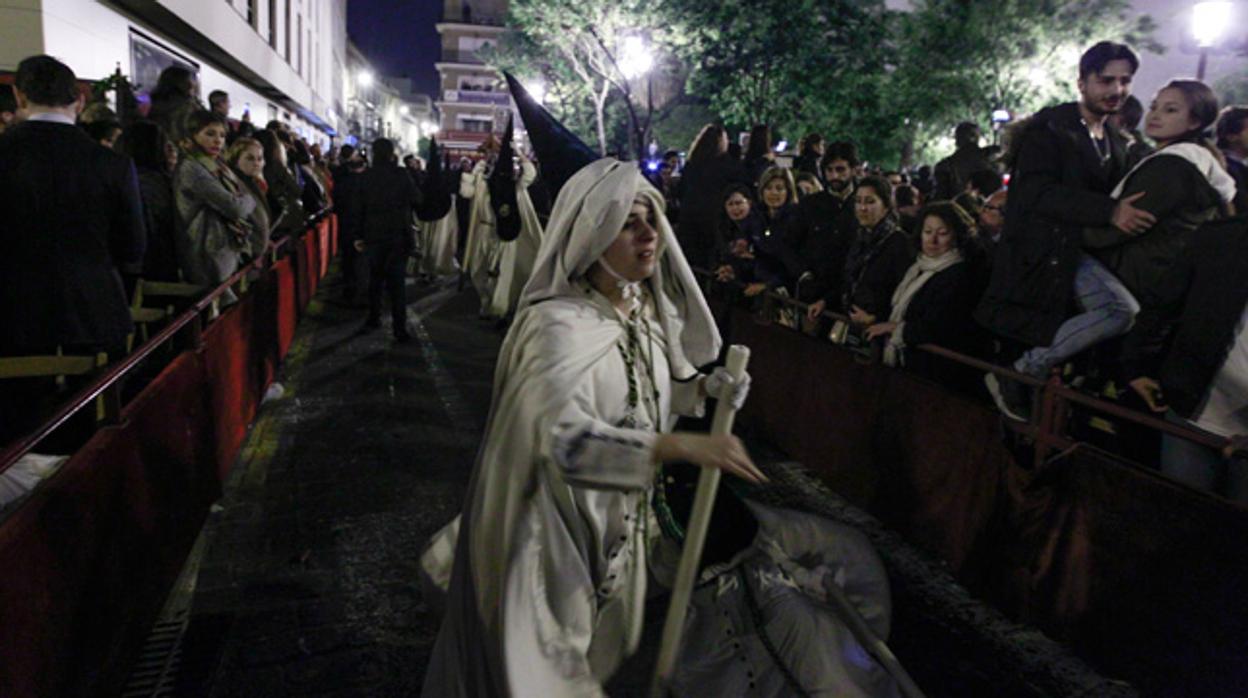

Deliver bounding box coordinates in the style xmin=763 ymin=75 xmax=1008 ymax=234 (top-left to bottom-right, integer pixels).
xmin=357 ymin=70 xmax=374 ymax=88
xmin=527 ymin=79 xmax=547 ymax=105
xmin=1192 ymin=1 xmax=1233 ymax=80
xmin=619 ymin=36 xmax=653 ymax=80
xmin=400 ymin=105 xmax=410 ymax=117
xmin=618 ymin=35 xmax=655 ymax=161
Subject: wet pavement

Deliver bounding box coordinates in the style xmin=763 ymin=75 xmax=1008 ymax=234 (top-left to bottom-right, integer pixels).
xmin=173 ymin=275 xmax=498 ymax=697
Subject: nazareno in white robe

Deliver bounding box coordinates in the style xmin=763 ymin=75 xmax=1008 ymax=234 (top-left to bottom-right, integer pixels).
xmin=488 ymin=157 xmax=544 ymax=319
xmin=420 ymin=194 xmax=460 ymax=277
xmin=421 ymin=159 xmax=720 ymax=697
xmin=461 ymin=160 xmax=501 ymax=313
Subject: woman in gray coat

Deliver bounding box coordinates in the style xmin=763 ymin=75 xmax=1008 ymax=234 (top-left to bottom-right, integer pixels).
xmin=173 ymin=110 xmax=256 ymax=296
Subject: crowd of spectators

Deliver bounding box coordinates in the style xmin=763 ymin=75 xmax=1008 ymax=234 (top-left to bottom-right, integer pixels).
xmin=665 ymin=41 xmax=1245 ymax=499
xmin=0 ymin=54 xmax=403 ymax=450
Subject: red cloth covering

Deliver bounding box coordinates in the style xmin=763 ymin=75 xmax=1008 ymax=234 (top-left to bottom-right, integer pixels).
xmin=0 ymin=216 xmax=336 ymax=696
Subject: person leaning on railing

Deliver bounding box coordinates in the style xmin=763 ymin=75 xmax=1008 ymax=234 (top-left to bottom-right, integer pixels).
xmin=864 ymin=201 xmax=979 ymax=376
xmin=1121 ymin=214 xmax=1248 ymax=504
xmin=0 ymin=55 xmax=146 ymax=443
xmin=172 ymin=110 xmax=256 ymax=302
xmin=225 ymin=137 xmax=274 ymax=263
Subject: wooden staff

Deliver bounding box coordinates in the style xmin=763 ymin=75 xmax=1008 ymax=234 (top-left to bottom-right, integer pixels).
xmin=650 ymin=345 xmax=750 ymax=698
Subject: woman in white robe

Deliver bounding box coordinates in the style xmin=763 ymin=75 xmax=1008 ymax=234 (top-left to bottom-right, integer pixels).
xmin=421 ymin=158 xmax=762 ymax=697
xmin=488 ymin=154 xmax=544 ymax=319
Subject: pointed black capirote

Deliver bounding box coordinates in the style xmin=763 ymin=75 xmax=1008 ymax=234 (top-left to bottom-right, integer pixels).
xmin=489 ymin=116 xmax=522 ymax=241
xmin=416 ymin=136 xmax=453 ymax=221
xmin=504 ymin=72 xmax=598 ymax=198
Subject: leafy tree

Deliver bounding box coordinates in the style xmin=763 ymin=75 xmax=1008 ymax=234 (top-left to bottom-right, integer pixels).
xmin=892 ymin=0 xmax=1161 ymax=165
xmin=488 ymin=0 xmax=677 ymax=158
xmin=1215 ymin=67 xmax=1248 ymax=107
xmin=668 ymin=0 xmax=897 ymax=162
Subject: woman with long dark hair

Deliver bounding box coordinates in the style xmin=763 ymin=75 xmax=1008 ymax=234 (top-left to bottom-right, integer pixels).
xmin=255 ymin=129 xmax=306 ymax=238
xmin=1083 ymin=79 xmax=1238 ymax=308
xmin=742 ymin=123 xmax=775 ymax=187
xmin=678 ymin=124 xmax=746 ymax=271
xmin=806 ymin=175 xmax=914 ymax=324
xmin=119 ymin=120 xmax=180 ymax=282
xmin=146 ymin=66 xmax=201 ymax=149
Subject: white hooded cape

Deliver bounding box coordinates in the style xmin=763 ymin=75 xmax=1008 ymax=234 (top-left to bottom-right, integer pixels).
xmin=421 ymin=159 xmax=720 ymax=697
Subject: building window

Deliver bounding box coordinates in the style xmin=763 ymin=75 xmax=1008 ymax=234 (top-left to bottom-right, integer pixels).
xmin=297 ymin=14 xmax=303 ymax=75
xmin=247 ymin=0 xmax=257 ymax=27
xmin=285 ymin=0 xmax=291 ymax=63
xmin=268 ymin=0 xmax=277 ymax=48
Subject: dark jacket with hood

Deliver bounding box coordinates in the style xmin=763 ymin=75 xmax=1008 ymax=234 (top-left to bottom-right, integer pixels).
xmin=1120 ymin=215 xmax=1248 ymax=418
xmin=1083 ymin=141 xmax=1234 ymax=302
xmin=974 ymin=102 xmax=1128 ymax=346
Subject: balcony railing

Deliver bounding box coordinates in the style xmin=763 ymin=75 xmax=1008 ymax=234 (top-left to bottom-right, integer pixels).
xmin=439 ymin=49 xmax=489 ymax=65
xmin=442 ymin=89 xmax=511 ymax=106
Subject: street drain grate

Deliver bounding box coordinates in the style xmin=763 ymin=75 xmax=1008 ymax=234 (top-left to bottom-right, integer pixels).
xmin=120 ymin=611 xmax=189 ymax=697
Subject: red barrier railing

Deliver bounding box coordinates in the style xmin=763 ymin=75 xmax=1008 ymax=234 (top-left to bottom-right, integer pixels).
xmin=0 ymin=209 xmax=334 ymax=477
xmin=0 ymin=211 xmax=337 ymax=698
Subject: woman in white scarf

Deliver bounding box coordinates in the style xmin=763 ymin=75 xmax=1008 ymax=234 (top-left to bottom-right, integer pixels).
xmin=421 ymin=158 xmax=762 ymax=697
xmin=866 ymin=202 xmax=977 ymax=367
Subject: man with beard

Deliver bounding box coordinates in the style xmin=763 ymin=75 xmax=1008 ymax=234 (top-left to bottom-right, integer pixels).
xmin=791 ymin=141 xmax=860 ymax=323
xmin=976 ymin=41 xmax=1156 ymax=420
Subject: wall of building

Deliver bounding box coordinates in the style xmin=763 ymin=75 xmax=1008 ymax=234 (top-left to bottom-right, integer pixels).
xmin=0 ymin=0 xmax=344 ymax=147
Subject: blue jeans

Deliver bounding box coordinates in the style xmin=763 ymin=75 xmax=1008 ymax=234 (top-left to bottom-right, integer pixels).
xmin=1014 ymin=254 xmax=1139 ymax=378
xmin=1162 ymin=411 xmax=1248 ymax=504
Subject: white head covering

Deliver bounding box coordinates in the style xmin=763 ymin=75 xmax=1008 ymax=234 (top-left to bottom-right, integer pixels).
xmin=520 ymin=157 xmax=721 ymax=377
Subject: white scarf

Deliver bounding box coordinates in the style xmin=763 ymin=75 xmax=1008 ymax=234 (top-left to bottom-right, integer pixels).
xmin=884 ymin=249 xmax=963 ymax=366
xmin=1111 ymin=141 xmax=1238 ymax=205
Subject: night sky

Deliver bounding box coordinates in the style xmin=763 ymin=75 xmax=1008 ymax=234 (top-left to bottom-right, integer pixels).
xmin=347 ymin=0 xmax=444 ymax=98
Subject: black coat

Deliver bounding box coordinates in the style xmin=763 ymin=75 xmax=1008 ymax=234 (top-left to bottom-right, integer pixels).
xmin=1084 ymin=147 xmax=1228 ymax=301
xmin=1120 ymin=216 xmax=1248 ymax=419
xmin=136 ymin=167 xmax=179 ymax=281
xmin=843 ymin=222 xmax=914 ymax=319
xmin=0 ymin=120 xmax=145 ymax=355
xmin=1225 ymin=154 xmax=1247 ymax=214
xmin=898 ymin=261 xmax=977 ymax=349
xmin=678 ymin=155 xmax=747 ymax=271
xmin=896 ymin=261 xmax=984 ymax=383
xmin=933 ymin=146 xmax=996 ymax=201
xmin=790 ymin=189 xmax=856 ymax=303
xmin=343 ymin=163 xmax=422 ymax=247
xmin=974 ymin=102 xmax=1128 ymax=346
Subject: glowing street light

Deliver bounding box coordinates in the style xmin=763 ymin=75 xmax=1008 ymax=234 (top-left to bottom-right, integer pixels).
xmin=1192 ymin=1 xmax=1233 ymax=79
xmin=357 ymin=70 xmax=374 ymax=88
xmin=399 ymin=105 xmax=410 ymax=116
xmin=619 ymin=36 xmax=653 ymax=80
xmin=527 ymin=79 xmax=547 ymax=104
xmin=1192 ymin=1 xmax=1232 ymax=47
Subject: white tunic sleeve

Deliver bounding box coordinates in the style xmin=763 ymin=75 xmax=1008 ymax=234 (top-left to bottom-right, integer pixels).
xmin=549 ymin=402 xmax=658 ymax=491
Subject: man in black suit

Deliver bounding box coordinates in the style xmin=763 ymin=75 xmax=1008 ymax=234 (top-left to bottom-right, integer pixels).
xmin=975 ymin=41 xmax=1155 ymax=420
xmin=0 ymin=55 xmax=145 ymax=440
xmin=343 ymin=138 xmax=422 ymax=342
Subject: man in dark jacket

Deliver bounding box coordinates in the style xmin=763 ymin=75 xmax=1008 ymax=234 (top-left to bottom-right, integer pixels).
xmin=1216 ymin=106 xmax=1248 ymax=214
xmin=975 ymin=41 xmax=1156 ymax=420
xmin=792 ymin=141 xmax=860 ymax=313
xmin=332 ymin=144 xmax=366 ymax=304
xmin=932 ymin=122 xmax=996 ymax=201
xmin=0 ymin=55 xmax=145 ymax=440
xmin=344 ymin=138 xmax=423 ymax=341
xmin=1122 ymin=216 xmax=1248 ymax=502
